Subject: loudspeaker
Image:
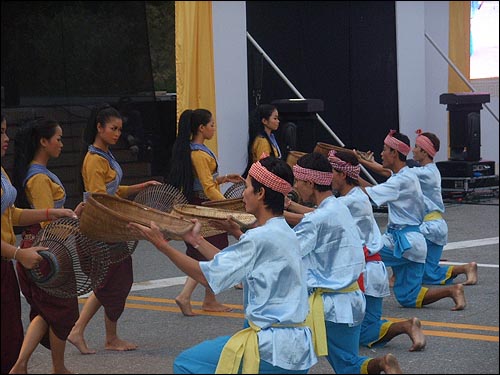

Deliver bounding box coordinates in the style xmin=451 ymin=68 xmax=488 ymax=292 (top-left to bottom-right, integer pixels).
xmin=449 ymin=111 xmax=481 ymax=161
xmin=440 ymin=92 xmax=490 ymax=162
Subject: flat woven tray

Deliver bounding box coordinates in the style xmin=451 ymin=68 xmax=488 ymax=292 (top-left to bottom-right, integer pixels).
xmin=172 ymin=204 xmax=257 ymax=237
xmin=201 ymin=197 xmax=246 ymax=212
xmin=80 ymin=193 xmax=195 ymax=242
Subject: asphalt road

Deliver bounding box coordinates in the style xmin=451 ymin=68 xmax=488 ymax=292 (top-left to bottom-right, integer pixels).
xmin=18 ymin=198 xmax=499 ymax=374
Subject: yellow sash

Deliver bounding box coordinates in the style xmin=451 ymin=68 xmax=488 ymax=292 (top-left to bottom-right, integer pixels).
xmin=215 ymin=320 xmax=261 ymax=374
xmin=215 ymin=320 xmax=307 ymax=374
xmin=305 ymin=282 xmax=360 ymax=357
xmin=424 ymin=211 xmax=443 ymax=221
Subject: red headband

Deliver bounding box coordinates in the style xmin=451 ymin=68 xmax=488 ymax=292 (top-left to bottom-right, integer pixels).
xmin=415 ymin=129 xmax=436 ymax=157
xmin=248 ymin=161 xmax=293 ymax=195
xmin=327 ymin=150 xmax=360 ymax=180
xmin=384 ymin=129 xmax=411 ymax=156
xmin=292 ymin=164 xmax=333 ymax=185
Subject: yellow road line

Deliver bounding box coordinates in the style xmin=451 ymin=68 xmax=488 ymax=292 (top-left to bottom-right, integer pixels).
xmin=422 ymin=329 xmax=499 ymax=342
xmin=77 ymin=296 xmax=499 ymax=342
xmin=385 ymin=317 xmax=499 ymax=332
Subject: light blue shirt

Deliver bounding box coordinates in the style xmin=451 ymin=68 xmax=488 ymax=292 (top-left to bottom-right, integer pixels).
xmin=365 ymin=166 xmax=427 ymax=263
xmin=200 ymin=216 xmax=317 ymax=370
xmin=293 ymin=195 xmax=366 ymax=325
xmin=411 ymin=163 xmax=448 ymax=246
xmin=366 ymin=166 xmax=425 ymax=226
xmin=338 ymin=187 xmax=383 ymax=254
xmin=338 ymin=187 xmax=389 ymax=298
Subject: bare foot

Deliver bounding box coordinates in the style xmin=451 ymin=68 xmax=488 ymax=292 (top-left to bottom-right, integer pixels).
xmin=463 ymin=262 xmax=478 ymax=285
xmin=105 ymin=337 xmax=138 ymax=351
xmin=68 ymin=331 xmax=96 ymax=355
xmin=382 ymin=353 xmax=403 ymax=374
xmin=234 ymin=282 xmax=243 ymax=290
xmin=408 ymin=317 xmax=426 ymax=352
xmin=202 ymin=301 xmax=233 ymax=312
xmin=451 ymin=284 xmax=466 ymax=311
xmin=8 ymin=363 xmax=27 ymax=374
xmin=175 ymin=296 xmax=197 ymax=316
xmin=52 ymin=366 xmax=73 ymax=374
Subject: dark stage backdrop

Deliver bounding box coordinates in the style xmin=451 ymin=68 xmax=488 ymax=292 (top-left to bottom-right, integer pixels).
xmin=246 ymin=1 xmax=399 ymax=160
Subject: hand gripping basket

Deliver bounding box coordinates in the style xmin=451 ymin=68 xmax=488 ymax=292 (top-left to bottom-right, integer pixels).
xmin=172 ymin=204 xmax=257 ymax=237
xmin=27 ymin=217 xmax=110 ymax=298
xmin=80 ymin=193 xmax=195 ymax=242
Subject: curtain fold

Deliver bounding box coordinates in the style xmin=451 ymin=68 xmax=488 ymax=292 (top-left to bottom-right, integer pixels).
xmin=175 ymin=1 xmax=218 ymax=154
xmin=448 ymin=1 xmax=471 ymax=93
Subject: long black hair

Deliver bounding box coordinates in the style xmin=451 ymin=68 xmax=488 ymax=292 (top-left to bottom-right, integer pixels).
xmin=77 ymin=104 xmax=122 ymax=196
xmin=12 ymin=118 xmax=60 ymax=208
xmin=244 ymin=104 xmax=278 ymax=177
xmin=166 ymin=108 xmax=212 ymax=199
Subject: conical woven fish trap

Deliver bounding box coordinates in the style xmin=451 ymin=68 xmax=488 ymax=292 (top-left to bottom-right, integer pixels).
xmin=288 ymin=188 xmax=303 ymax=204
xmin=172 ymin=204 xmax=257 ymax=237
xmin=223 ymin=181 xmax=246 ymax=199
xmin=134 ymin=183 xmax=188 ymax=213
xmin=28 ymin=218 xmax=110 ymax=298
xmin=104 ymin=240 xmax=138 ymax=264
xmin=201 ymin=197 xmax=245 ymax=212
xmin=80 ymin=193 xmax=195 ymax=242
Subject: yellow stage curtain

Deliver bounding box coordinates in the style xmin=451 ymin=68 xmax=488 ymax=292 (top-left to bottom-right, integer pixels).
xmin=448 ymin=1 xmax=472 ymax=93
xmin=175 ymin=1 xmax=218 ymax=154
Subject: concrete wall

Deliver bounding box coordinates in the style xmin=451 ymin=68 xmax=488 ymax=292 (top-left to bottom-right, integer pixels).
xmin=212 ymin=1 xmax=249 ymax=183
xmin=397 ymin=1 xmax=499 ymax=170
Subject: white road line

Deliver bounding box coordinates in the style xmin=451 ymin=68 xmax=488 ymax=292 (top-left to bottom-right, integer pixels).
xmin=42 ymin=237 xmax=500 ymax=299
xmin=440 ymin=261 xmax=498 ymax=268
xmin=131 ymin=276 xmax=187 ymax=291
xmin=125 ymin=237 xmax=499 ymax=292
xmin=444 ymin=237 xmax=499 ymax=251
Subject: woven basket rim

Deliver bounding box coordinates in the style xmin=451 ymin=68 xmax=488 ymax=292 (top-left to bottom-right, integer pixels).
xmin=201 ymin=197 xmax=243 ymax=206
xmin=288 ymin=150 xmax=307 ymax=156
xmin=201 ymin=198 xmax=246 ymax=212
xmin=82 ymin=193 xmax=194 ymax=240
xmin=173 ymin=204 xmax=256 ymax=227
xmin=315 ymin=142 xmax=356 ymax=156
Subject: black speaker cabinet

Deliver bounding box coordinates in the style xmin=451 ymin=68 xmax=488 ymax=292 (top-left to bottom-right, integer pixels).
xmin=440 ymin=92 xmax=490 ymax=162
xmin=436 ymin=160 xmax=496 ymax=178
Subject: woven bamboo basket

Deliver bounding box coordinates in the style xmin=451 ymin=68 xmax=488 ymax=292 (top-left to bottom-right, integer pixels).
xmin=313 ymin=142 xmax=357 ymax=158
xmin=134 ymin=183 xmax=188 ymax=213
xmin=201 ymin=197 xmax=246 ymax=212
xmin=314 ymin=142 xmax=371 ymax=161
xmin=286 ymin=150 xmax=307 ymax=168
xmin=80 ymin=193 xmax=195 ymax=242
xmin=172 ymin=204 xmax=257 ymax=237
xmin=27 ymin=218 xmax=111 ymax=298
